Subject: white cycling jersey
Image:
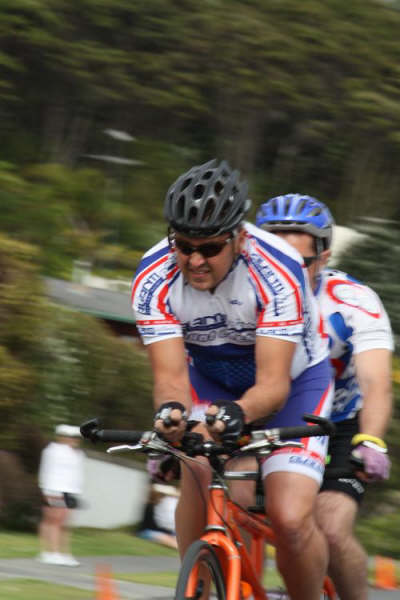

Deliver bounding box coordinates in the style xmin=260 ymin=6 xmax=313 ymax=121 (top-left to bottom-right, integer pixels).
xmin=316 ymin=268 xmax=394 ymax=421
xmin=132 ymin=222 xmax=328 ymax=395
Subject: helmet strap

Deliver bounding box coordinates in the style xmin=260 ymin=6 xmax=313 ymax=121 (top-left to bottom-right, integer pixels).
xmin=315 ymin=237 xmax=324 ymax=257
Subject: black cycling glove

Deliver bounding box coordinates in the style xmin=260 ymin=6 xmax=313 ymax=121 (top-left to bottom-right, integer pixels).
xmin=206 ymin=400 xmax=245 ymax=446
xmin=154 ymin=401 xmax=188 ymax=428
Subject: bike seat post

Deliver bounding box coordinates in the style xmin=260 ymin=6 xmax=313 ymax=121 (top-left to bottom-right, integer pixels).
xmin=205 ymin=473 xmax=228 ymax=533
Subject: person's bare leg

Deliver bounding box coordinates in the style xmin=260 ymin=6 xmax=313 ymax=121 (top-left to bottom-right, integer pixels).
xmin=175 ymin=458 xmax=211 ymax=557
xmin=227 ymin=455 xmax=258 ymax=551
xmin=155 ymin=532 xmax=179 ymax=549
xmin=59 ymin=509 xmax=71 ymax=555
xmin=317 ymin=491 xmax=368 ymax=600
xmin=265 ymin=472 xmax=328 ymax=600
xmin=40 ymin=506 xmax=60 ymax=553
xmin=227 ymin=455 xmax=257 ymax=509
xmin=42 ymin=505 xmax=69 ymax=554
xmin=175 ymin=458 xmax=213 ymax=600
xmin=38 ymin=507 xmax=52 ymax=553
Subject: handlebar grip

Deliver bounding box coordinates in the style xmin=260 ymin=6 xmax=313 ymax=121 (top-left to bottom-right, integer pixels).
xmin=80 ymin=419 xmax=144 ymax=444
xmin=277 ymin=423 xmax=332 ymax=440
xmin=93 ymin=429 xmax=143 ymax=444
xmin=205 ymin=414 xmax=216 ymax=426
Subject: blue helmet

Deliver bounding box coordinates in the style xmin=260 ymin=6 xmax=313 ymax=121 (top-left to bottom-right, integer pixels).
xmin=255 ymin=194 xmax=334 ymax=251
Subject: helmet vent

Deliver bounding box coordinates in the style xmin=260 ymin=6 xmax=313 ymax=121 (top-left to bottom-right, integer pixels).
xmin=194 ymin=184 xmax=205 ymax=199
xmin=180 ymin=178 xmax=192 ymax=192
xmin=296 ymin=199 xmax=306 ymax=214
xmin=309 ymin=207 xmax=322 ymax=216
xmin=188 ymin=206 xmax=198 ymax=223
xmin=214 ymin=180 xmax=224 ymax=195
xmin=284 ymin=196 xmax=292 ymax=213
xmin=220 ymin=199 xmax=233 ymax=221
xmin=177 ymin=195 xmax=186 ymax=219
xmin=203 ymin=199 xmax=216 ymax=222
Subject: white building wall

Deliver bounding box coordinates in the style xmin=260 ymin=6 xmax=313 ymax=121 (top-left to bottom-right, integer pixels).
xmin=70 ymin=453 xmax=149 ymax=529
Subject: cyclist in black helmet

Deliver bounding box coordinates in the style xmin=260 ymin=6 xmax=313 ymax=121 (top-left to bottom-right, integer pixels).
xmin=132 ymin=160 xmax=334 ymax=600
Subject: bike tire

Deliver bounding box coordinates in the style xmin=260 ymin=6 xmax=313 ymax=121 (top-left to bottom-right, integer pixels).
xmin=175 ymin=539 xmax=226 ymax=600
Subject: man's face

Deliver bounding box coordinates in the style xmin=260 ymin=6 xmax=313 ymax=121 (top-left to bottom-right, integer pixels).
xmin=273 ymin=231 xmax=330 ymax=287
xmin=172 ymin=230 xmax=244 ymax=291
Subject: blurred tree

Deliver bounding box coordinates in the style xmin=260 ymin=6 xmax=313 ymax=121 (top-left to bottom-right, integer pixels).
xmin=0 ymin=232 xmax=153 ymax=452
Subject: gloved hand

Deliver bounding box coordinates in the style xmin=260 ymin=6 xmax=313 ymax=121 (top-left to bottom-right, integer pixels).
xmin=205 ymin=400 xmax=245 ymax=446
xmin=351 ymin=439 xmax=390 ymax=482
xmin=154 ymin=401 xmax=188 ymax=443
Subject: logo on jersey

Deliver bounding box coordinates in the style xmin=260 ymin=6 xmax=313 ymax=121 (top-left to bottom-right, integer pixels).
xmin=137 ymin=273 xmax=164 ymax=314
xmin=250 ymin=252 xmax=285 ymax=295
xmin=327 ymin=280 xmax=381 ymax=318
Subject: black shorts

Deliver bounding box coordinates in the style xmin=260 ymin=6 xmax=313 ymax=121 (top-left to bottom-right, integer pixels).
xmin=320 ymin=415 xmax=366 ymax=504
xmin=44 ymin=493 xmax=80 ymax=509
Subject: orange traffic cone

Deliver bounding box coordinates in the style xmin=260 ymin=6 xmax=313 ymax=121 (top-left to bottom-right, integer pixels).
xmin=95 ymin=564 xmax=120 ymax=600
xmin=373 ymin=555 xmax=397 ymax=590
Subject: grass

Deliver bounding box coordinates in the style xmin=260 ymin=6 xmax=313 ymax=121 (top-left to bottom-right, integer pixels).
xmin=117 ymin=568 xmax=284 ymax=590
xmin=0 ymin=579 xmax=92 ymax=600
xmin=1 ymin=527 xmax=399 ymax=595
xmin=0 ymin=527 xmax=178 ymax=559
xmin=117 ymin=571 xmax=178 ymax=587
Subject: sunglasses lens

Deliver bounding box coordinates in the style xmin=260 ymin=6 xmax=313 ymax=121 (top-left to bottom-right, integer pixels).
xmin=200 ymin=243 xmax=223 ymax=258
xmin=303 ymin=256 xmax=318 ymax=267
xmin=175 ymin=240 xmax=193 ymax=255
xmin=174 ymin=239 xmax=226 ymax=258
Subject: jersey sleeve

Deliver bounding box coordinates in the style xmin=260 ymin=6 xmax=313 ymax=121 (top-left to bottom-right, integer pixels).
xmin=131 ymin=248 xmax=183 ymax=345
xmin=254 ymin=275 xmax=304 ymax=343
xmin=349 ymin=287 xmax=394 ymax=354
xmin=329 ymin=280 xmax=394 ymax=354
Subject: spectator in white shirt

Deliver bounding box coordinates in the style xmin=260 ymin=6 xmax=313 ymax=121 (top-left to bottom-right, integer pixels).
xmin=37 ymin=424 xmax=84 ymax=566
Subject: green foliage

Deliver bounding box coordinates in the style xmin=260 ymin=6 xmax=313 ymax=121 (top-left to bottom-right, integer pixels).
xmin=1 ymin=0 xmax=400 ymax=216
xmin=0 ymin=451 xmax=41 ymax=531
xmin=0 ymin=580 xmax=92 ymax=600
xmin=37 ymin=308 xmax=154 ymax=434
xmin=0 ymin=232 xmax=153 ymax=454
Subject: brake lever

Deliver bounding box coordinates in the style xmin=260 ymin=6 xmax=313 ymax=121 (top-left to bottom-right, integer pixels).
xmin=240 ymin=439 xmax=304 ymax=455
xmin=107 ymin=444 xmax=142 ymax=454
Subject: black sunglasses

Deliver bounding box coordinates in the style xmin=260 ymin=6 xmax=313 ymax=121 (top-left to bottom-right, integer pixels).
xmin=303 ymin=255 xmax=319 ymax=267
xmin=172 ymin=236 xmax=233 ymax=258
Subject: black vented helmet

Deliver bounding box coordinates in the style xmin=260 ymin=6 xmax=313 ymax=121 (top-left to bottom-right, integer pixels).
xmin=164 ymin=159 xmax=251 ymax=237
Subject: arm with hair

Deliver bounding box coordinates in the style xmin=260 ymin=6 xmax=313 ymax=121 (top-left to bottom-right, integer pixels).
xmin=236 ymin=336 xmax=296 ymax=423
xmin=355 ymin=348 xmax=393 ymax=439
xmin=147 ymin=337 xmax=193 ymax=442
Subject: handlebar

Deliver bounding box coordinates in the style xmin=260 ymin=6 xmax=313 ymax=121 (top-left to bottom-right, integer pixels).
xmin=80 ymin=419 xmax=144 ymax=444
xmin=80 ymin=414 xmax=336 ymax=454
xmin=262 ymin=413 xmax=336 ymax=440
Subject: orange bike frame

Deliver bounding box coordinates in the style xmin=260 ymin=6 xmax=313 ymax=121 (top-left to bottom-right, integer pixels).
xmin=186 ymin=484 xmax=275 ymax=600
xmin=184 ymin=483 xmax=336 ymax=600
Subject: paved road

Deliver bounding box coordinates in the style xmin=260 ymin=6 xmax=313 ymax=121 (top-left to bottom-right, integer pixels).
xmin=0 ymin=555 xmax=399 ymax=599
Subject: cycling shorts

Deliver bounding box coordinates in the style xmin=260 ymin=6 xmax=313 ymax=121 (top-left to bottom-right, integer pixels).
xmin=188 ymin=357 xmax=333 ymax=485
xmin=320 ymin=415 xmax=365 ymax=504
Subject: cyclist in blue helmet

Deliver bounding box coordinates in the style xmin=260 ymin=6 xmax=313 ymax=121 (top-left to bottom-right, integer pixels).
xmin=256 ymin=193 xmax=393 ymax=600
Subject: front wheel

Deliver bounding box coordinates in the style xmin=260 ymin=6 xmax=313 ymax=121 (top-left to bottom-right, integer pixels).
xmin=175 ymin=540 xmax=226 ymax=600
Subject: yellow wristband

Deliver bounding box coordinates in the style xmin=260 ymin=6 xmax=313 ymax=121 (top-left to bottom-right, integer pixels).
xmin=351 ymin=433 xmax=387 ymax=449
